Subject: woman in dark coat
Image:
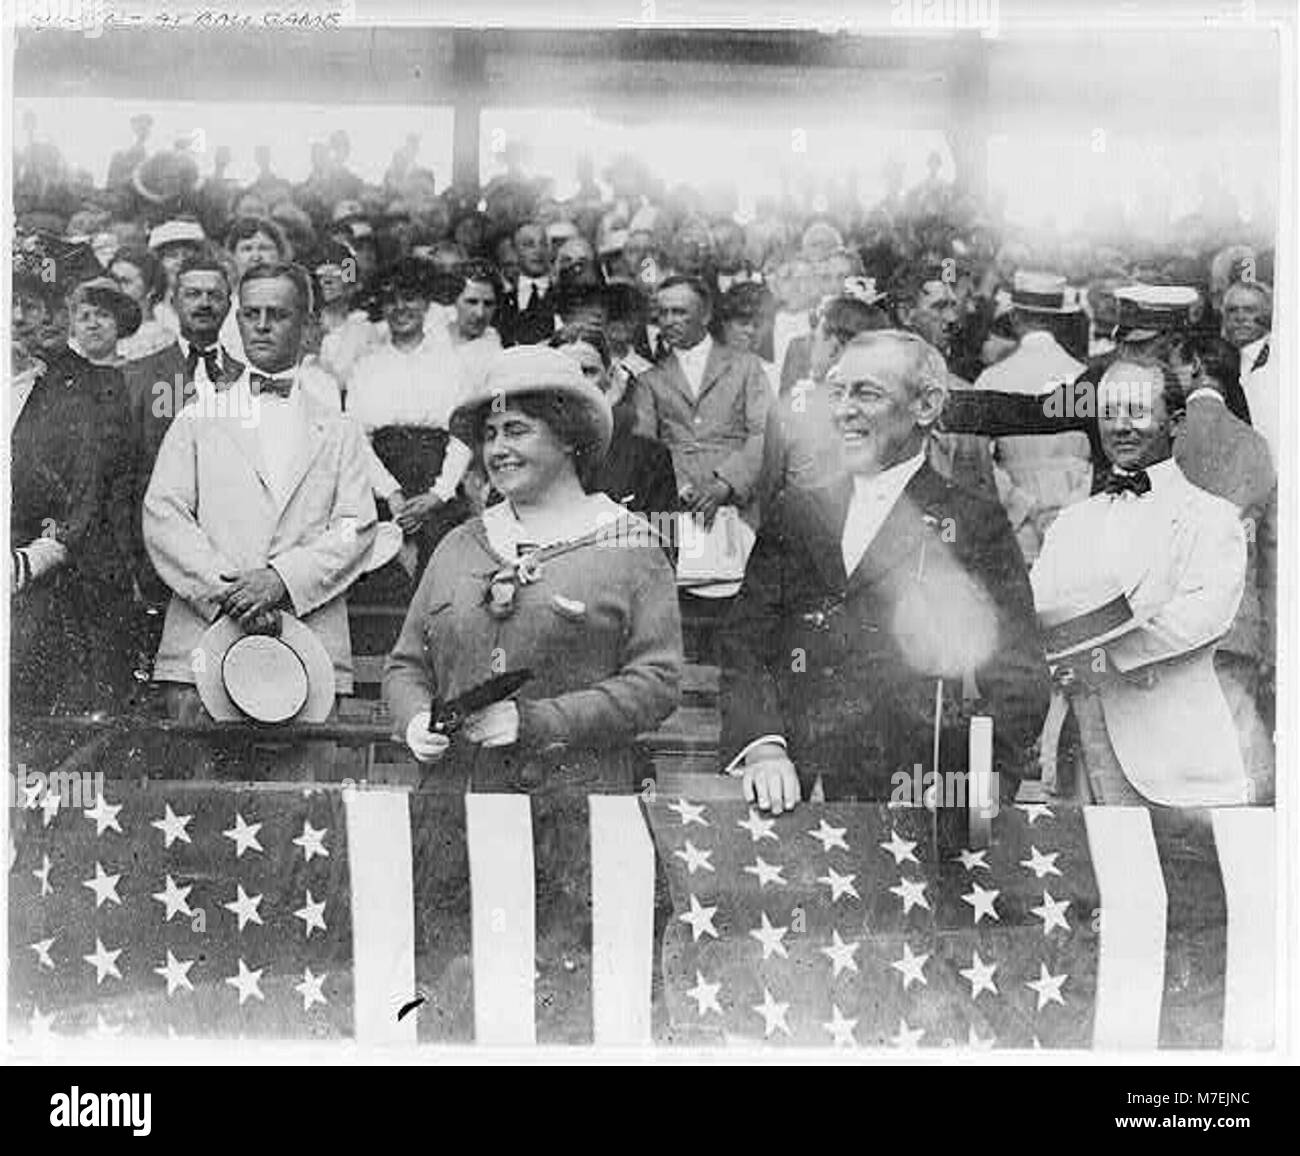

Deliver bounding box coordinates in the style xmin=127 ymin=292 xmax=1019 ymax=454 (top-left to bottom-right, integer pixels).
xmin=11 ymin=277 xmax=141 ymax=716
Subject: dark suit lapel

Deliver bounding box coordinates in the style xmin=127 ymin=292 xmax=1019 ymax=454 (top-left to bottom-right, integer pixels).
xmin=695 ymin=343 xmax=730 ymax=403
xmin=779 ymin=476 xmax=853 ymax=590
xmin=848 ymin=464 xmax=951 ymax=591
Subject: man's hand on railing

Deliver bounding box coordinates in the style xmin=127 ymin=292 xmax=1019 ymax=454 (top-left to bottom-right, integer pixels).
xmin=742 ymin=744 xmax=802 ymax=815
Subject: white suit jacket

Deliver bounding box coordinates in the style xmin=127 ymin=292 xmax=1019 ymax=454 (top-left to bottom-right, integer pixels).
xmin=1031 ymin=458 xmax=1248 ymax=806
xmin=143 ymin=377 xmax=377 ymax=692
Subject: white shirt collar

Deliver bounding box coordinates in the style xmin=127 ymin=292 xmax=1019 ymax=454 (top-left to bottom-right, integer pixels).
xmin=851 ymin=450 xmax=927 ymax=497
xmin=483 ymin=493 xmax=626 ymax=561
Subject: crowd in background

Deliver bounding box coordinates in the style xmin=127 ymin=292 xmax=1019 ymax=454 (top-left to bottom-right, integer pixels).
xmin=9 ymin=111 xmax=1279 ymax=803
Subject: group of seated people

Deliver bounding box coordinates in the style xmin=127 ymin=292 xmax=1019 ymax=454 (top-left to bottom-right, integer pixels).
xmin=10 ymin=127 xmax=1279 ymax=819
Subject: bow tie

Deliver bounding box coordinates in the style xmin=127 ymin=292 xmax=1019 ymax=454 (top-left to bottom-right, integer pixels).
xmin=1251 ymin=342 xmax=1269 ymax=372
xmin=249 ymin=373 xmax=293 ymax=399
xmin=185 ymin=343 xmax=224 ymax=383
xmin=1102 ymin=467 xmax=1151 ymax=498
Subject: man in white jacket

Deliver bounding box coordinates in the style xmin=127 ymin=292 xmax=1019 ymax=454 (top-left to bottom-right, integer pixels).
xmin=1031 ymin=357 xmax=1248 ymax=808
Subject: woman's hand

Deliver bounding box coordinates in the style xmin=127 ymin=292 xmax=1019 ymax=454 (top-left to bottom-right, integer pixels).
xmin=462 ymin=700 xmax=519 ymax=748
xmin=405 ymin=711 xmax=452 ymax=763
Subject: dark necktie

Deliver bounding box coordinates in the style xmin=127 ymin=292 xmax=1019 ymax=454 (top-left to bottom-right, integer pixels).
xmin=654 ymin=334 xmax=670 ymax=362
xmin=1102 ymin=467 xmax=1152 ymax=498
xmin=249 ymin=373 xmax=293 ymax=399
xmin=1251 ymin=341 xmax=1269 ymax=372
xmin=185 ymin=343 xmax=223 ymax=383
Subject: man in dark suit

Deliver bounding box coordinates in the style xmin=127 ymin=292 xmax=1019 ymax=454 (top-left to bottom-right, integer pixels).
xmin=122 ymin=256 xmax=244 ymax=612
xmin=495 ymin=221 xmax=559 ymax=346
xmin=720 ymin=330 xmax=1051 ymax=812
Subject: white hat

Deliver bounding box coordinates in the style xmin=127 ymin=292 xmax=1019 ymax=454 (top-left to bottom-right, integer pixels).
xmin=148 ymin=218 xmax=206 ymax=250
xmin=194 ymin=613 xmax=335 ymax=724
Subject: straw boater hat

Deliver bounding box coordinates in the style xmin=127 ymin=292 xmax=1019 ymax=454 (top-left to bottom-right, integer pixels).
xmin=450 ymin=345 xmax=614 ymax=457
xmin=1037 ymin=591 xmax=1139 ymax=663
xmin=194 ymin=612 xmax=335 ymax=724
xmin=1010 ymin=271 xmax=1083 ymax=314
xmin=1111 ymin=284 xmax=1199 ymax=342
xmin=148 ymin=218 xmax=206 ymax=251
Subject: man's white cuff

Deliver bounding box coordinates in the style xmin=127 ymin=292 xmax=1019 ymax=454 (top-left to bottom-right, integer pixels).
xmin=724 ymin=735 xmax=787 ymax=776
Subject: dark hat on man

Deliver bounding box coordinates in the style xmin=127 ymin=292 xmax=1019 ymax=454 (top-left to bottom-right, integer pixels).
xmin=66 ymin=276 xmax=143 ymax=338
xmin=718 ymin=280 xmax=771 ymax=321
xmin=1112 ymin=285 xmax=1199 ymax=342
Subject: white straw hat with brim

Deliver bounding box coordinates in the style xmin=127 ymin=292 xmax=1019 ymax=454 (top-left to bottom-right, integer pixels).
xmin=1038 ymin=592 xmax=1140 ymax=662
xmin=194 ymin=613 xmax=335 ymax=724
xmin=450 ymin=346 xmax=614 ymax=457
xmin=1011 ymin=271 xmax=1082 ymax=314
xmin=148 ymin=218 xmax=206 ymax=249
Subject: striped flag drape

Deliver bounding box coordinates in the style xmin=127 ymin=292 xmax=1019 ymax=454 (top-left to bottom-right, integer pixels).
xmin=7 ymin=777 xmax=1275 ymax=1049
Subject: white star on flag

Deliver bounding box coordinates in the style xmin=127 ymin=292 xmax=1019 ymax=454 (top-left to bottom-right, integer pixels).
xmin=679 ymin=894 xmax=719 ymax=941
xmin=673 ymin=840 xmax=715 ymax=875
xmin=954 ymin=848 xmax=989 ymax=872
xmin=85 ymin=793 xmax=123 ymax=836
xmin=82 ymin=861 xmax=123 ymax=908
xmin=223 ymin=884 xmax=265 ymax=931
xmin=890 ymin=875 xmax=931 ymax=915
xmin=962 ymin=882 xmax=1001 ymax=923
xmin=823 ymin=1004 xmax=858 ymax=1047
xmin=30 ymin=937 xmax=56 ymax=970
xmin=819 ymin=929 xmax=860 ymax=978
xmin=816 ymin=866 xmax=860 ymax=902
xmin=151 ymin=874 xmax=194 ymax=921
xmin=967 ymin=1024 xmax=997 ymax=1050
xmin=84 ymin=937 xmax=123 ymax=984
xmin=891 ymin=942 xmax=930 ymax=990
xmin=880 ymin=828 xmax=919 ymax=866
xmin=1015 ymin=802 xmax=1054 ymax=825
xmin=223 ymin=812 xmax=264 ymax=857
xmin=154 ymin=950 xmax=196 ymax=996
xmin=226 ymin=959 xmax=265 ymax=1005
xmin=1030 ymin=890 xmax=1071 ymax=935
xmin=292 ymin=820 xmax=330 ymax=861
xmin=686 ymin=971 xmax=723 ymax=1016
xmin=295 ymin=968 xmax=328 ymax=1011
xmin=1020 ymin=845 xmax=1062 ymax=879
xmin=40 ymin=789 xmax=61 ymax=827
xmin=752 ymin=988 xmax=791 ymax=1038
xmin=33 ymin=854 xmax=52 ymax=897
xmin=749 ymin=911 xmax=790 ymax=960
xmin=736 ymin=809 xmax=778 ymax=842
xmin=806 ymin=818 xmax=849 ymax=853
xmin=891 ymin=1018 xmax=925 ymax=1048
xmin=1027 ymin=962 xmax=1068 ymax=1010
xmin=294 ymin=891 xmax=327 ymax=937
xmin=959 ymin=951 xmax=998 ymax=999
xmin=742 ymin=854 xmax=787 ymax=888
xmin=666 ymin=798 xmax=710 ymax=827
xmin=150 ymin=803 xmax=193 ymax=848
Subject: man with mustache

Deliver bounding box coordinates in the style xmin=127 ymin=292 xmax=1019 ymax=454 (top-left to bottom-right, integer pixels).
xmin=143 ymin=262 xmax=376 ymax=752
xmin=720 ymin=330 xmax=1050 ymax=812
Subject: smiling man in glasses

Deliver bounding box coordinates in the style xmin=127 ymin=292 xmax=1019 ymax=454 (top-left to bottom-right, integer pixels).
xmin=719 ymin=329 xmax=1050 ymax=812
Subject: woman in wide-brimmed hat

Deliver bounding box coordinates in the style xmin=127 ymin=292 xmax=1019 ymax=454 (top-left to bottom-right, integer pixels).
xmin=11 ymin=274 xmax=142 ymax=716
xmin=383 ymin=343 xmax=682 ymax=795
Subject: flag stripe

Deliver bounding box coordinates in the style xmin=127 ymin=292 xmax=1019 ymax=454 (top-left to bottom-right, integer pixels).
xmin=344 ymin=787 xmax=417 ymax=1046
xmin=1211 ymin=808 xmax=1276 ymax=1049
xmin=589 ymin=796 xmax=656 ymax=1045
xmin=466 ymin=793 xmax=536 ymax=1045
xmin=1084 ymin=806 xmax=1167 ymax=1049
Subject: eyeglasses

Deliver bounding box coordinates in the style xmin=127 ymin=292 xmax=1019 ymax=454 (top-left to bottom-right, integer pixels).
xmin=826 ymin=376 xmax=892 ymax=407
